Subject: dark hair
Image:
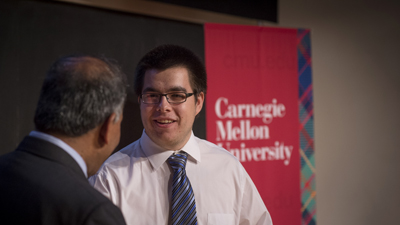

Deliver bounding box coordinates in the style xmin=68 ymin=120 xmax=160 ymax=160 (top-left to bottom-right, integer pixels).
xmin=134 ymin=45 xmax=207 ymax=100
xmin=34 ymin=55 xmax=127 ymax=137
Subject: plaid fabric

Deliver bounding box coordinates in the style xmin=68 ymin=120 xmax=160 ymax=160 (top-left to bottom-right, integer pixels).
xmin=297 ymin=29 xmax=316 ymax=225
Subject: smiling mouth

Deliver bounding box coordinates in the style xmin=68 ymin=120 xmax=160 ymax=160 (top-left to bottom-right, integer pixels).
xmin=156 ymin=119 xmax=174 ymax=124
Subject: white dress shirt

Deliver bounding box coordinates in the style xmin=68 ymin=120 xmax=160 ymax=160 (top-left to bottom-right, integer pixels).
xmin=89 ymin=130 xmax=272 ymax=225
xmin=30 ymin=131 xmax=88 ymax=177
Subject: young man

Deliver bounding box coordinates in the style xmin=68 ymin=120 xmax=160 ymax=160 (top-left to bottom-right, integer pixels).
xmin=90 ymin=45 xmax=273 ymax=225
xmin=0 ymin=55 xmax=127 ymax=225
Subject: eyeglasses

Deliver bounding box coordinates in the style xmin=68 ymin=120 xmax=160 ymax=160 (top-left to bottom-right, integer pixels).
xmin=140 ymin=92 xmax=194 ymax=104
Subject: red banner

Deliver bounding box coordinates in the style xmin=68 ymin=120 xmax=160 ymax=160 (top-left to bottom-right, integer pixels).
xmin=205 ymin=23 xmax=301 ymax=225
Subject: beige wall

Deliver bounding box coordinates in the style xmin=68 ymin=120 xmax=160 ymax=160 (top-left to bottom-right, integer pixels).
xmin=279 ymin=0 xmax=400 ymax=224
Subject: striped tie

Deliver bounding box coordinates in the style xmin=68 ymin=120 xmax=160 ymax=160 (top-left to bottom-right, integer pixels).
xmin=167 ymin=151 xmax=197 ymax=225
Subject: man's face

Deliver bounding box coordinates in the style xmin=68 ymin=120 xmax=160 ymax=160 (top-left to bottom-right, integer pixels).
xmin=140 ymin=66 xmax=204 ymax=150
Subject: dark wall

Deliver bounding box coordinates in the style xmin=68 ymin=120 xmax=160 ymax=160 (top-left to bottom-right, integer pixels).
xmin=148 ymin=0 xmax=278 ymax=22
xmin=0 ymin=0 xmax=205 ymax=155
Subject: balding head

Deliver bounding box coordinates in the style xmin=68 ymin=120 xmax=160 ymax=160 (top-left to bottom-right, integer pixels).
xmin=61 ymin=56 xmax=114 ymax=79
xmin=34 ymin=55 xmax=127 ymax=137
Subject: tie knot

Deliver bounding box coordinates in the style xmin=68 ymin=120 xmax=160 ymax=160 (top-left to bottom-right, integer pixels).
xmin=167 ymin=151 xmax=188 ymax=171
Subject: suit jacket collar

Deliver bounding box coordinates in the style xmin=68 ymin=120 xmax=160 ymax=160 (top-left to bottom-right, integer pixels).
xmin=16 ymin=136 xmax=87 ymax=179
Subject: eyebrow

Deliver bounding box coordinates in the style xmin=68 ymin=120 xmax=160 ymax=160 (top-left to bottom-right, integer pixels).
xmin=142 ymin=86 xmax=188 ymax=93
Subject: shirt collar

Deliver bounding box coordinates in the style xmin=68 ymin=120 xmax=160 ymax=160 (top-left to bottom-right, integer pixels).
xmin=140 ymin=130 xmax=201 ymax=171
xmin=29 ymin=131 xmax=88 ymax=177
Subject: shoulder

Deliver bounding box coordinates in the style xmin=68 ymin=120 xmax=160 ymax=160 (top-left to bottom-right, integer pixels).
xmin=85 ymin=200 xmax=126 ymax=225
xmin=1 ymin=154 xmax=124 ymax=224
xmin=68 ymin=182 xmax=125 ymax=224
xmin=44 ymin=165 xmax=111 ymax=206
xmin=90 ymin=138 xmax=146 ymax=185
xmin=194 ymin=136 xmax=240 ymax=162
xmin=193 ymin=136 xmax=246 ymax=176
xmin=98 ymin=139 xmax=144 ymax=171
xmin=55 ymin=180 xmax=126 ymax=224
xmin=192 ymin=136 xmax=251 ymax=190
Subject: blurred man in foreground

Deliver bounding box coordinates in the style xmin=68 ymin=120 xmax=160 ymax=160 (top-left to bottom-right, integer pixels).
xmin=0 ymin=55 xmax=127 ymax=225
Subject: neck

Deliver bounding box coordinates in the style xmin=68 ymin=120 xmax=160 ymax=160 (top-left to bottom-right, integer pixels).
xmin=46 ymin=131 xmax=97 ymax=176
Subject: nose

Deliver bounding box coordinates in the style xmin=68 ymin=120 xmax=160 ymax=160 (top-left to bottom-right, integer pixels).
xmin=156 ymin=95 xmax=171 ymax=112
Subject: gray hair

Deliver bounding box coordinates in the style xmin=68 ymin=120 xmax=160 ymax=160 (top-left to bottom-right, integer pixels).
xmin=34 ymin=55 xmax=127 ymax=137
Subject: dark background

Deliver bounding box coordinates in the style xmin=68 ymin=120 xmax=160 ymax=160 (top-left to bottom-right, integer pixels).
xmin=148 ymin=0 xmax=278 ymax=22
xmin=0 ymin=0 xmax=206 ymax=155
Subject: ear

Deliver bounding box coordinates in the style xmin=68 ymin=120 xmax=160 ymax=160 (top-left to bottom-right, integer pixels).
xmin=99 ymin=113 xmax=118 ymax=146
xmin=195 ymin=92 xmax=205 ymax=116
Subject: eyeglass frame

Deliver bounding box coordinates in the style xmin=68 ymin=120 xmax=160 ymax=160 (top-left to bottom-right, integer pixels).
xmin=140 ymin=91 xmax=195 ymax=104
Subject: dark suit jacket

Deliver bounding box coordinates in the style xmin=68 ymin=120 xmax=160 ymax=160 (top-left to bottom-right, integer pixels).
xmin=0 ymin=136 xmax=126 ymax=225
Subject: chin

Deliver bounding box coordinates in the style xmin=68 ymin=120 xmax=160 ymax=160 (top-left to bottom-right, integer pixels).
xmin=157 ymin=138 xmax=179 ymax=149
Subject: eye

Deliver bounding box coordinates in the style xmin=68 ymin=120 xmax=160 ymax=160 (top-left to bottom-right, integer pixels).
xmin=146 ymin=93 xmax=160 ymax=98
xmin=168 ymin=92 xmax=187 ymax=102
xmin=169 ymin=93 xmax=185 ymax=99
